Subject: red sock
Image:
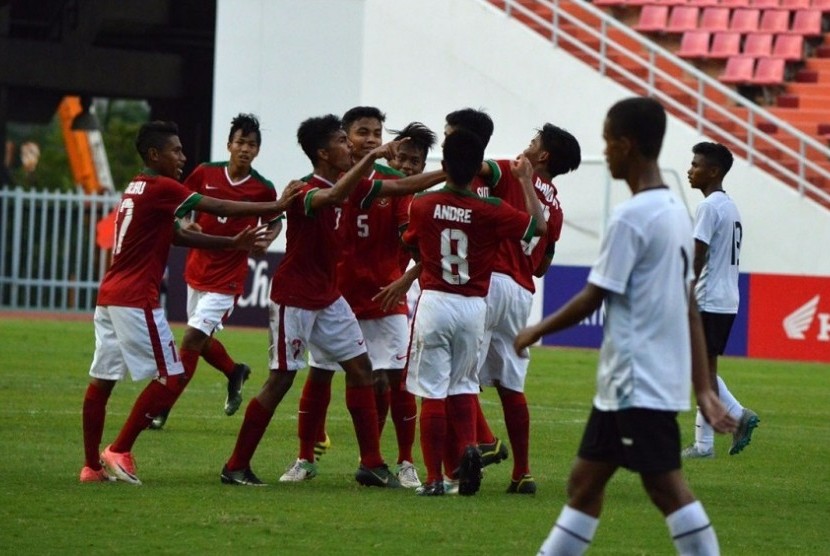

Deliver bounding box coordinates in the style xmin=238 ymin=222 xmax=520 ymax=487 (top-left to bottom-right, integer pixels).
xmin=345 ymin=385 xmax=383 ymax=468
xmin=226 ymin=398 xmax=275 ymax=470
xmin=500 ymin=390 xmax=530 ymax=479
xmin=375 ymin=387 xmax=390 ymax=436
xmin=474 ymin=395 xmax=496 ymax=444
xmin=202 ymin=338 xmax=235 ymax=377
xmin=419 ymin=398 xmax=446 ymax=484
xmin=447 ymin=394 xmax=477 ymax=463
xmin=82 ymin=383 xmax=111 ymax=469
xmin=443 ymin=417 xmax=460 ymax=479
xmin=298 ymin=377 xmax=331 ymax=461
xmin=390 ymin=388 xmax=417 ymax=464
xmin=110 ymin=377 xmax=182 ymax=453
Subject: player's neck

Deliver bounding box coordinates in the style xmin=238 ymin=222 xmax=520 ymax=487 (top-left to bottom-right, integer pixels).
xmin=227 ymin=163 xmax=251 ymax=182
xmin=702 ymin=183 xmax=725 ymax=197
xmin=314 ymin=164 xmax=340 ymax=184
xmin=630 ymin=163 xmax=663 ymax=194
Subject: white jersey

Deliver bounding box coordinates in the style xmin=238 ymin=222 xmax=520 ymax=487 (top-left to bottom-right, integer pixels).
xmin=587 ymin=188 xmax=693 ymax=412
xmin=693 ymin=191 xmax=742 ymax=313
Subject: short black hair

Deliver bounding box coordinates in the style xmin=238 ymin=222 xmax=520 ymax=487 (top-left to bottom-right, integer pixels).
xmin=606 ymin=97 xmax=666 ymax=159
xmin=297 ymin=115 xmax=343 ymax=165
xmin=390 ymin=122 xmax=437 ymax=159
xmin=135 ymin=121 xmax=179 ymax=163
xmin=228 ymin=113 xmax=261 ymax=146
xmin=692 ymin=141 xmax=734 ymax=177
xmin=539 ymin=123 xmax=581 ymax=177
xmin=445 ymin=108 xmax=494 ymax=148
xmin=443 ymin=128 xmax=484 ymax=187
xmin=342 ymin=106 xmax=386 ymax=133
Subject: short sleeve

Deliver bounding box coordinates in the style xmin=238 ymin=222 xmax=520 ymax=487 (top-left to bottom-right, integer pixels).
xmin=588 ymin=217 xmax=641 ymax=295
xmin=693 ymin=202 xmax=716 ymax=245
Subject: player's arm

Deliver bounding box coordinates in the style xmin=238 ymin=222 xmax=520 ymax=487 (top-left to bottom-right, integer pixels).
xmin=514 ymin=283 xmax=605 ymax=355
xmin=195 ymin=180 xmax=302 ymax=217
xmin=372 ymin=262 xmax=421 ymax=312
xmin=533 ymin=242 xmax=556 ymax=277
xmin=689 ymin=295 xmax=737 ymax=433
xmin=690 ymin=238 xmax=708 ymax=290
xmin=377 ymin=170 xmax=446 ymax=197
xmin=172 ymin=221 xmax=268 ymax=251
xmin=251 ymin=218 xmax=283 ymax=257
xmin=512 ymin=155 xmax=547 ymax=236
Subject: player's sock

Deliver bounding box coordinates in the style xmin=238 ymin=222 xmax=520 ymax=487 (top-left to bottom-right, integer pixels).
xmin=716 ymin=375 xmax=744 ymax=420
xmin=666 ymin=501 xmax=720 ymax=556
xmin=538 ymin=505 xmax=598 ymax=556
xmin=419 ymin=398 xmax=447 ymax=484
xmin=447 ymin=393 xmax=477 ymax=461
xmin=226 ymin=397 xmax=275 ymax=470
xmin=474 ymin=395 xmax=496 ymax=444
xmin=82 ymin=383 xmax=111 ymax=469
xmin=390 ymin=388 xmax=417 ymax=464
xmin=500 ymin=389 xmax=530 ymax=479
xmin=443 ymin=417 xmax=460 ymax=478
xmin=298 ymin=377 xmax=331 ymax=461
xmin=375 ymin=387 xmax=390 ymax=436
xmin=110 ymin=377 xmax=182 ymax=453
xmin=345 ymin=385 xmax=383 ymax=468
xmin=202 ymin=337 xmax=235 ymax=378
xmin=693 ymin=408 xmax=714 ymax=451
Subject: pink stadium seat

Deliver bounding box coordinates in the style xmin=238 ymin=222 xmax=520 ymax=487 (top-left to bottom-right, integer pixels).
xmin=789 ymin=9 xmax=823 ymax=34
xmin=634 ymin=5 xmax=670 ymax=32
xmin=593 ymin=0 xmax=628 ymax=7
xmin=731 ymin=8 xmax=762 ymax=32
xmin=700 ymin=7 xmax=732 ymax=31
xmin=677 ymin=30 xmax=712 ymax=57
xmin=667 ymin=6 xmax=701 ymax=32
xmin=751 ymin=57 xmax=787 ymax=84
xmin=710 ymin=31 xmax=743 ymax=57
xmin=811 ymin=0 xmax=830 ymax=11
xmin=719 ymin=56 xmax=756 ymax=83
xmin=687 ymin=0 xmax=719 ymax=5
xmin=751 ymin=0 xmax=783 ymax=8
xmin=743 ymin=32 xmax=775 ymax=55
xmin=760 ymin=8 xmax=793 ymax=32
xmin=721 ymin=0 xmax=751 ymax=7
xmin=781 ymin=0 xmax=810 ymax=7
xmin=772 ymin=33 xmax=805 ymax=59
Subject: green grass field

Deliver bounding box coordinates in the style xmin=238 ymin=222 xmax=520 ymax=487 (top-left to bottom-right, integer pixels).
xmin=0 ymin=316 xmax=828 ymax=555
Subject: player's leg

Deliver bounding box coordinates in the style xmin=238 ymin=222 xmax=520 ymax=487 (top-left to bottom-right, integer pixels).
xmin=81 ymin=307 xmax=123 ymax=482
xmin=386 ymin=369 xmax=420 ymax=487
xmin=221 ymin=301 xmax=308 ymax=485
xmin=101 ymin=307 xmax=186 ymax=484
xmin=279 ymin=364 xmax=332 ymax=483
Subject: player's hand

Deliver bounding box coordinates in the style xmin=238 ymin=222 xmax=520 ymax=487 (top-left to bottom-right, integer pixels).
xmin=231 ymin=223 xmax=269 ymax=251
xmin=513 ymin=325 xmax=539 ymax=358
xmin=697 ymin=389 xmax=738 ymax=434
xmin=373 ymin=137 xmax=410 ymax=163
xmin=179 ymin=218 xmax=202 ymax=233
xmin=275 ymin=180 xmax=304 ymax=212
xmin=372 ymin=275 xmax=411 ymax=312
xmin=510 ymin=154 xmax=533 ymax=181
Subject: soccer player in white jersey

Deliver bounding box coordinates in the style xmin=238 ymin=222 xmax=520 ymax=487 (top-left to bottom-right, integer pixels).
xmin=682 ymin=142 xmax=759 ymax=459
xmin=515 ymin=97 xmax=736 ymax=555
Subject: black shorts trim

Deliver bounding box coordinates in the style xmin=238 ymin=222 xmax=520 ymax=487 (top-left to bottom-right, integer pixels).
xmin=700 ymin=312 xmax=736 ymax=356
xmin=577 ymin=406 xmax=681 ymax=474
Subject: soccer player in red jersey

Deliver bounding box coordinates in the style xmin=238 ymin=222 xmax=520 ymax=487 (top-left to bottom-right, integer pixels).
xmin=220 ymin=114 xmax=445 ymax=487
xmin=403 ymin=129 xmax=548 ymax=496
xmin=80 ymin=121 xmax=299 ymax=484
xmin=286 ymin=111 xmax=437 ymax=488
xmin=149 ymin=114 xmax=280 ymax=430
xmin=476 ymin=124 xmax=582 ymax=494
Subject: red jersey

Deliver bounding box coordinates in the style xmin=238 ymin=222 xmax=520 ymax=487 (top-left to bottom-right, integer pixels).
xmin=97 ymin=171 xmax=202 ymax=308
xmin=486 ymin=159 xmax=564 ymax=292
xmin=182 ymin=162 xmax=278 ymax=294
xmin=270 ymin=174 xmax=382 ymax=310
xmin=338 ymin=163 xmax=410 ymax=319
xmin=403 ymin=186 xmax=536 ymax=298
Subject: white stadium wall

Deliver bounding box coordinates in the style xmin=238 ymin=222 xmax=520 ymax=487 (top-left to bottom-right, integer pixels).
xmin=211 ymin=0 xmax=830 ymax=362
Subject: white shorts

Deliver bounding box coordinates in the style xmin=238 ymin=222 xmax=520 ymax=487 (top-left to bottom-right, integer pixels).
xmin=186 ymin=287 xmax=237 ymax=335
xmin=268 ymin=296 xmax=366 ymax=371
xmin=406 ymin=289 xmax=486 ymax=399
xmin=310 ymin=314 xmax=410 ymax=372
xmin=478 ymin=273 xmax=532 ymax=392
xmin=88 ymin=305 xmax=184 ymax=382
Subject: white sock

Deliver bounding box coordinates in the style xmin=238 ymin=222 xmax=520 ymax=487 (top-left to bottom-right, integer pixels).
xmin=538 ymin=505 xmax=599 ymax=556
xmin=694 ymin=408 xmax=714 ymax=451
xmin=666 ymin=501 xmax=720 ymax=556
xmin=716 ymin=376 xmax=743 ymax=420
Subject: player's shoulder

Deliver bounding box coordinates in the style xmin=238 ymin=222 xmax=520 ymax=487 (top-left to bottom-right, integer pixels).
xmin=372 ymin=162 xmax=405 ymax=178
xmin=249 ymin=168 xmax=276 ymax=190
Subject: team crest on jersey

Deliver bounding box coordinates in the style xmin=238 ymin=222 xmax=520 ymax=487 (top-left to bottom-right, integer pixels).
xmin=376 ymin=197 xmax=390 ymax=207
